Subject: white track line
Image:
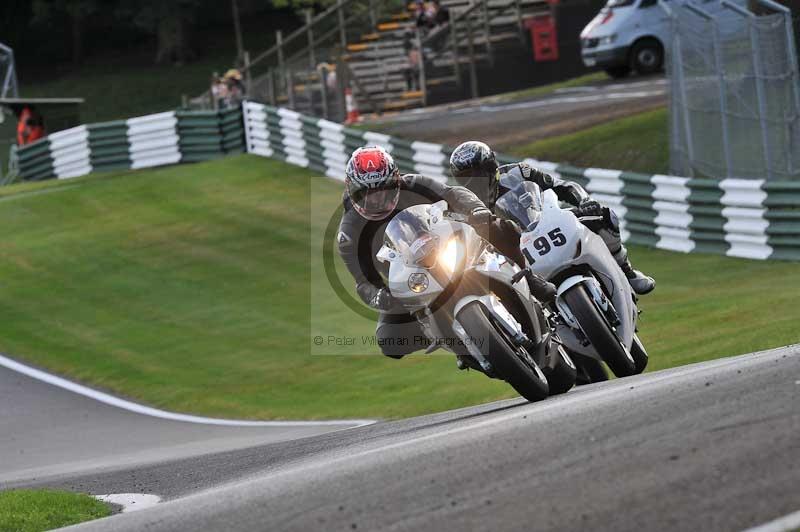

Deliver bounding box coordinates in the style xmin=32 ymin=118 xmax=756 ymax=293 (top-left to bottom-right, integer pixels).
xmin=742 ymin=509 xmax=800 ymax=532
xmin=95 ymin=494 xmax=162 ymax=513
xmin=0 ymin=353 xmax=376 ymax=427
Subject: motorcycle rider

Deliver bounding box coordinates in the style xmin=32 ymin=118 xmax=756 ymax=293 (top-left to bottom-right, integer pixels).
xmin=449 ymin=141 xmax=655 ymax=295
xmin=337 ymin=145 xmax=555 ymax=360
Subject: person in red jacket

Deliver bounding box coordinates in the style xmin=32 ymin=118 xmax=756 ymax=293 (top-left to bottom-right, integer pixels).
xmin=16 ymin=106 xmax=45 ymax=146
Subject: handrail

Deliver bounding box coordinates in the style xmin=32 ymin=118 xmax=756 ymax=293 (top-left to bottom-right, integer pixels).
xmin=247 ymin=0 xmax=358 ymax=73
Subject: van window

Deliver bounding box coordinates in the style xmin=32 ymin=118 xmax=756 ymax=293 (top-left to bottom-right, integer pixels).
xmin=639 ymin=0 xmax=657 ymax=7
xmin=607 ymin=0 xmax=636 ymax=6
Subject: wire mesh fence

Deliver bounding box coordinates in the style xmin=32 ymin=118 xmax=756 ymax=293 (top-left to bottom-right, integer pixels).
xmin=667 ymin=0 xmax=800 ymax=180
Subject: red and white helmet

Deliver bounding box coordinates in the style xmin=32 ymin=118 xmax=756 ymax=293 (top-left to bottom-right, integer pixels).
xmin=345 ymin=146 xmax=400 ymax=221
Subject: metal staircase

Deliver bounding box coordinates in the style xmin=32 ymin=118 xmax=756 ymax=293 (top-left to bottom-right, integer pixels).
xmin=192 ymin=0 xmax=551 ymax=120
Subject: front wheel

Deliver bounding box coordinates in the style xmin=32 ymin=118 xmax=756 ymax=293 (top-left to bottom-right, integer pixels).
xmin=457 ymin=302 xmax=549 ymax=402
xmin=630 ymin=39 xmax=664 ymax=74
xmin=561 ymin=284 xmax=636 ymax=377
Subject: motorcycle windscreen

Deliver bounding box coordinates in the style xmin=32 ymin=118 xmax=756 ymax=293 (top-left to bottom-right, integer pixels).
xmin=495 ymin=181 xmax=544 ymax=231
xmin=383 ymin=204 xmax=440 ymax=267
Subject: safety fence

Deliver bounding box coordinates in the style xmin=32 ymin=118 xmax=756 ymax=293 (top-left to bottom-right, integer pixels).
xmin=242 ymin=100 xmax=799 ymax=261
xmin=17 ymin=107 xmax=245 ymax=181
xmin=666 ymin=0 xmax=800 ymax=182
xmin=12 ymin=100 xmax=799 ymax=261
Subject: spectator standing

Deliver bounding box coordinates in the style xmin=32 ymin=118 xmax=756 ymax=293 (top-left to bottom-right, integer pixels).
xmin=222 ymin=69 xmax=246 ymax=108
xmin=16 ymin=106 xmax=45 ymax=146
xmin=403 ymin=32 xmax=421 ymax=91
xmin=433 ymin=0 xmax=450 ymax=26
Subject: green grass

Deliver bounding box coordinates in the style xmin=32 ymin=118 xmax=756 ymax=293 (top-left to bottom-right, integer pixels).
xmin=0 ymin=490 xmax=111 ymax=532
xmin=0 ymin=154 xmax=797 ymax=420
xmin=496 ymin=72 xmax=610 ymax=103
xmin=510 ymin=107 xmax=669 ymax=174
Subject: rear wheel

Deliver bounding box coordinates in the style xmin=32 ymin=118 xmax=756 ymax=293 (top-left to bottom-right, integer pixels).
xmin=458 ymin=302 xmax=549 ymax=402
xmin=544 ymin=345 xmax=577 ymax=395
xmin=561 ymin=285 xmax=636 ymax=377
xmin=605 ymin=66 xmax=631 ymax=79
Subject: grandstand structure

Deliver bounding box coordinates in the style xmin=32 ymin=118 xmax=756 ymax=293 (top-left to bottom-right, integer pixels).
xmin=196 ymin=0 xmax=553 ymax=119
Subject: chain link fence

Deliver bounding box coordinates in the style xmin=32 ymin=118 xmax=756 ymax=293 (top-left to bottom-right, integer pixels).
xmin=666 ymin=0 xmax=800 ymax=180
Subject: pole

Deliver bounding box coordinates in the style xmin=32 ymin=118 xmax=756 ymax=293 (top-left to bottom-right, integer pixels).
xmin=306 ymin=9 xmax=317 ymax=70
xmin=231 ymin=0 xmax=244 ymax=64
xmin=749 ymin=16 xmax=774 ymax=180
xmin=318 ymin=64 xmax=330 ymax=120
xmin=243 ymin=50 xmax=252 ymax=96
xmin=268 ymin=68 xmax=277 ymax=107
xmin=466 ymin=17 xmax=479 ymax=99
xmin=710 ymin=17 xmax=733 ymax=178
xmin=481 ymin=1 xmax=493 ymax=66
xmin=450 ymin=17 xmax=462 ymax=88
xmin=338 ymin=3 xmax=347 ymax=49
xmin=514 ymin=0 xmax=524 ymax=44
xmin=287 ymin=69 xmax=296 ymax=110
xmin=415 ymin=30 xmax=428 ymax=106
xmin=674 ymin=31 xmax=695 ymax=176
xmin=368 ymin=0 xmax=377 ymax=29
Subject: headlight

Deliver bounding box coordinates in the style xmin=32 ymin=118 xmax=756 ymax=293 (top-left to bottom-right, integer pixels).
xmin=440 ymin=237 xmax=461 ymax=273
xmin=598 ymin=34 xmax=617 ymax=46
xmin=408 ymin=273 xmax=429 ymax=293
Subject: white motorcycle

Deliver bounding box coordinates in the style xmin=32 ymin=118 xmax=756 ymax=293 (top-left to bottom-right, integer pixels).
xmin=495 ymin=178 xmax=648 ymax=378
xmin=376 ymin=200 xmax=576 ymax=401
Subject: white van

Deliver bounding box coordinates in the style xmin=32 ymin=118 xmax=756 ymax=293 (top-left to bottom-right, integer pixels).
xmin=580 ymin=0 xmax=669 ymax=78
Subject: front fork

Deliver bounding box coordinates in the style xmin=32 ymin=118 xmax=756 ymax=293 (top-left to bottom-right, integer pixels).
xmin=453 ymin=294 xmax=562 ymax=379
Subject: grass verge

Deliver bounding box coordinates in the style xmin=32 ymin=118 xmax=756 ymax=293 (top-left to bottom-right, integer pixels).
xmin=0 ymin=154 xmax=797 ymax=420
xmin=509 ymin=107 xmax=669 ymax=174
xmin=496 ymin=72 xmax=610 ymax=103
xmin=0 ymin=489 xmax=110 ymax=532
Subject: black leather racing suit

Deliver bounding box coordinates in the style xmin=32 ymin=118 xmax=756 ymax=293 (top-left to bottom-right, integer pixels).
xmin=337 ymin=173 xmax=521 ymax=358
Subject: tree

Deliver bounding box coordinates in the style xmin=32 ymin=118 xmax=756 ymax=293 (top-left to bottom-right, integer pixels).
xmin=32 ymin=0 xmax=100 ymax=64
xmin=117 ymin=0 xmax=201 ymax=65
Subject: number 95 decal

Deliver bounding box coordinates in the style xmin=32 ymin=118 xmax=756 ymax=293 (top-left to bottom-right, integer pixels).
xmin=525 ymin=227 xmax=567 ymax=258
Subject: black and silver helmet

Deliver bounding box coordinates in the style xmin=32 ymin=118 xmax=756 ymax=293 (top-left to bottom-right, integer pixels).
xmin=449 ymin=141 xmax=500 ymax=207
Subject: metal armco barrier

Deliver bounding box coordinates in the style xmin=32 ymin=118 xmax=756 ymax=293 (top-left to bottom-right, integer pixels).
xmin=13 ymin=101 xmax=799 ymax=262
xmin=242 ymin=100 xmax=798 ymax=262
xmin=17 ymin=107 xmax=245 ymax=181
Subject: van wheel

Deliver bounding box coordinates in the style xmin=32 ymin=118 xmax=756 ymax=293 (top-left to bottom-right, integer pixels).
xmin=605 ymin=66 xmax=631 ymax=79
xmin=630 ymin=39 xmax=663 ymax=74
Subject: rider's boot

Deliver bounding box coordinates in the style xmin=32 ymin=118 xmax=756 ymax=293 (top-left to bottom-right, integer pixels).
xmin=597 ymin=212 xmax=655 ymax=295
xmin=614 ymin=246 xmax=655 ymax=295
xmin=526 ymin=271 xmax=557 ymax=304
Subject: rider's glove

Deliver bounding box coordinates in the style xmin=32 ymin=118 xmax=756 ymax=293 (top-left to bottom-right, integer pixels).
xmin=575 ymin=198 xmax=606 ymax=218
xmin=468 ymin=206 xmax=494 ymax=227
xmin=369 ymin=287 xmax=396 ymax=311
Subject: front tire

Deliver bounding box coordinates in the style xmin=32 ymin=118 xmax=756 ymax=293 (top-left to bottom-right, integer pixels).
xmin=561 ymin=284 xmax=636 ymax=377
xmin=630 ymin=39 xmax=664 ymax=74
xmin=457 ymin=302 xmax=549 ymax=402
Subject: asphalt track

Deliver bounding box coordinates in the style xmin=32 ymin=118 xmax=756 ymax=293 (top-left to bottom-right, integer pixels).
xmin=0 ymin=360 xmax=371 ymax=487
xmin=3 ymin=345 xmax=797 ymax=531
xmin=364 ymin=76 xmax=667 ymax=151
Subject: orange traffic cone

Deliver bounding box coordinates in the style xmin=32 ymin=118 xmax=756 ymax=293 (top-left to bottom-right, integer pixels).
xmin=344 ymin=86 xmax=361 ymax=124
